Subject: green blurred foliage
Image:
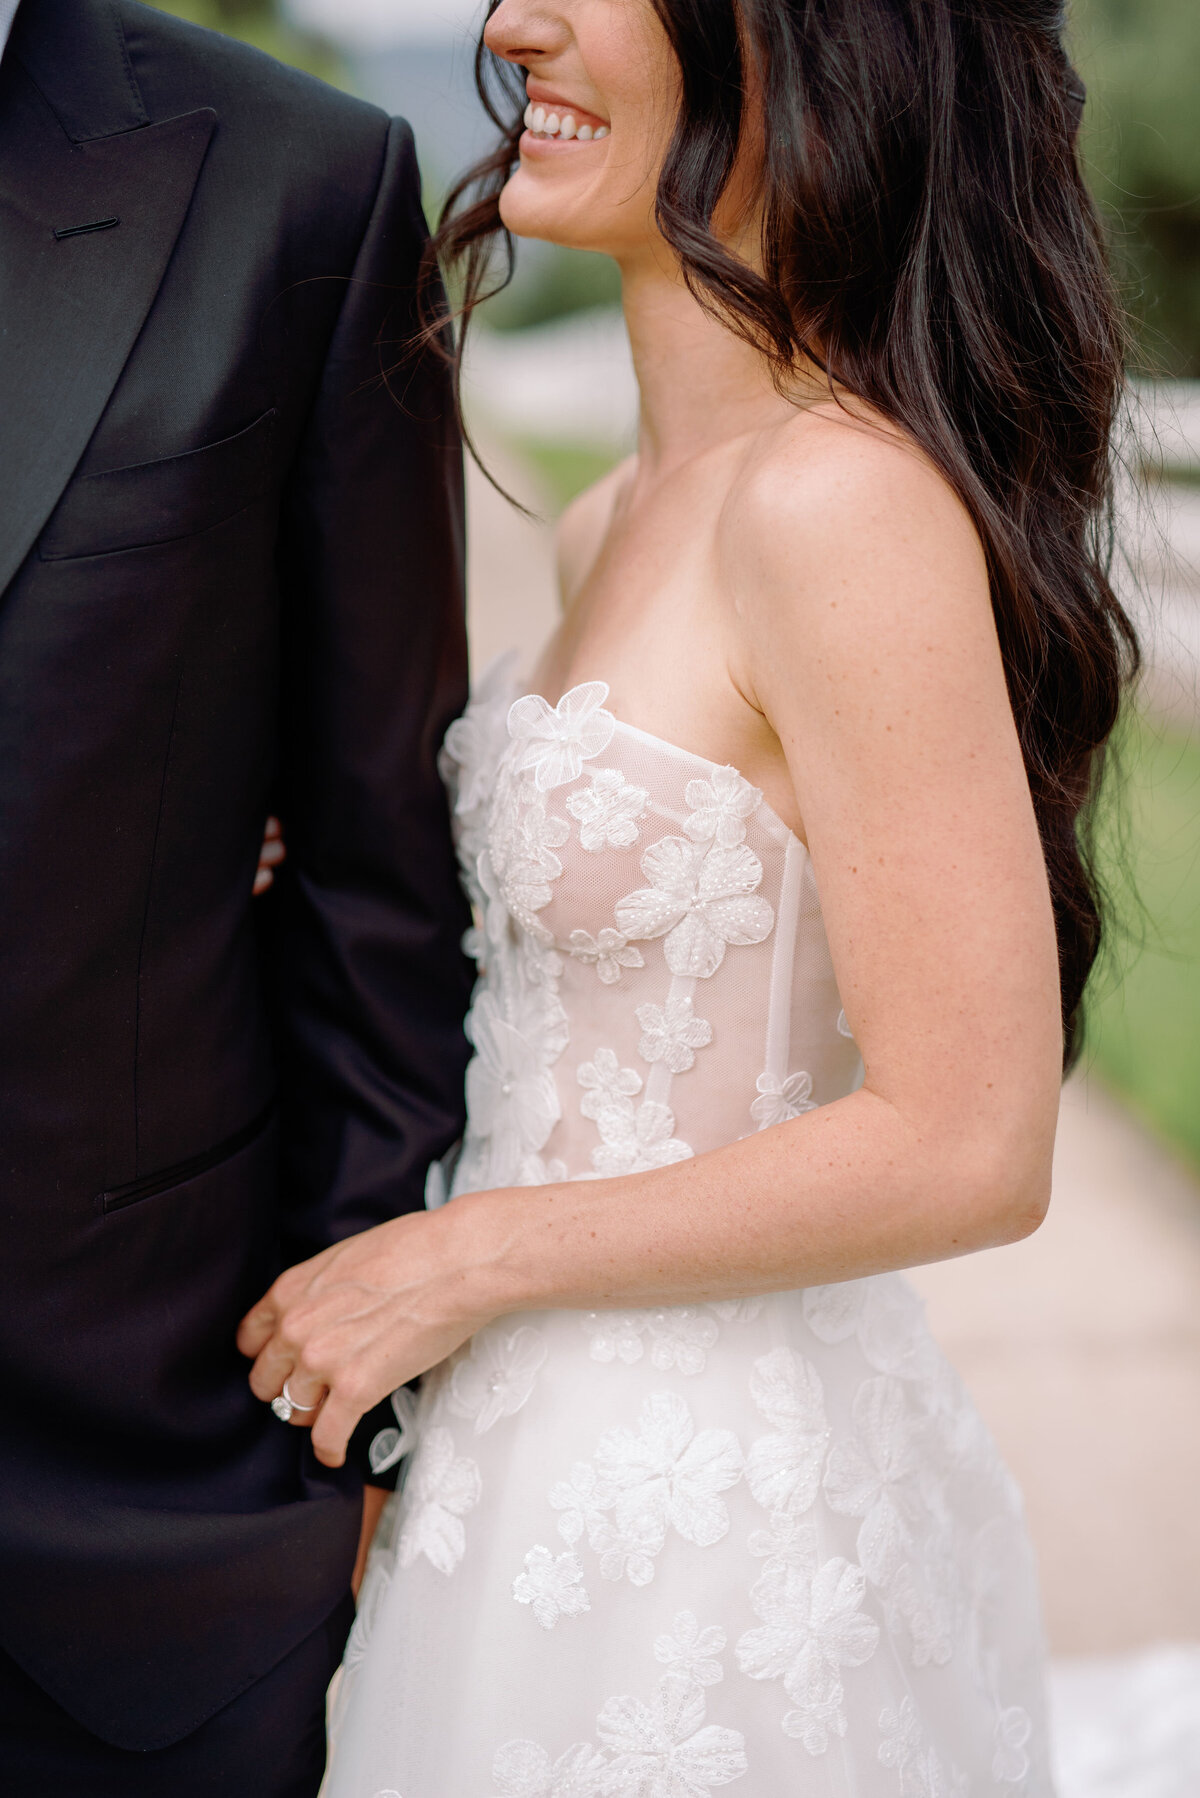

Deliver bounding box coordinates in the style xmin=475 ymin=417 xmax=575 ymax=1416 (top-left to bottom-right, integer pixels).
xmin=1086 ymin=712 xmax=1200 ymax=1173
xmin=1073 ymin=0 xmax=1200 ymax=374
xmin=144 ymin=0 xmax=346 ymax=89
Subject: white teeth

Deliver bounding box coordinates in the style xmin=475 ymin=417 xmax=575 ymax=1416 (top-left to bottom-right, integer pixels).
xmin=593 ymin=125 xmax=609 ymax=140
xmin=531 ymin=106 xmax=546 ymax=131
xmin=575 ymin=122 xmax=593 ymax=142
xmin=524 ymin=105 xmax=607 ymax=142
xmin=545 ymin=113 xmax=560 ymax=134
xmin=559 ymin=113 xmax=577 ymax=139
xmin=523 ymin=103 xmax=534 ymax=129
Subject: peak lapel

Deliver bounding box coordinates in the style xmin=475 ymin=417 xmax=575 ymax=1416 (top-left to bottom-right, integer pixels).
xmin=0 ymin=12 xmax=215 ymax=593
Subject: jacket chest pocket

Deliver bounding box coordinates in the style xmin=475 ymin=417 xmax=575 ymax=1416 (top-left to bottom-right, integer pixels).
xmin=39 ymin=408 xmax=277 ymax=561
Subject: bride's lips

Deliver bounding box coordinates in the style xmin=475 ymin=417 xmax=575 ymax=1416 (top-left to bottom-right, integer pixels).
xmin=520 ymin=82 xmax=610 ymax=150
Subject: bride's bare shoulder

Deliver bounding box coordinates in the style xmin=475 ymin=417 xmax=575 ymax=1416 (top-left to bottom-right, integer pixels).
xmin=719 ymin=393 xmax=993 ymax=647
xmin=554 ymin=455 xmax=635 ymax=610
xmin=722 ymin=396 xmax=983 ymax=599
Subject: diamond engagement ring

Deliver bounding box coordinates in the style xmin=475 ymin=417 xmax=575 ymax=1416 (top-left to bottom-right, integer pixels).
xmin=271 ymin=1378 xmax=320 ymax=1423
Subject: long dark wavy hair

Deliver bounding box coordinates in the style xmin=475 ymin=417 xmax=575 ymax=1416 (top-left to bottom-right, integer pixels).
xmin=425 ymin=0 xmax=1140 ymax=1066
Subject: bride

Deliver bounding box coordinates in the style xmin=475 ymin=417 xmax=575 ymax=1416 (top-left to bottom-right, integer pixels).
xmin=241 ymin=0 xmax=1136 ymax=1787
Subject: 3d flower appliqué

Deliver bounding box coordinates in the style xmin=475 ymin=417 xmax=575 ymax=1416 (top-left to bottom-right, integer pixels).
xmin=397 ymin=1427 xmax=482 ymax=1577
xmin=448 ymin=1324 xmax=549 ymax=1434
xmin=653 ymin=1612 xmax=728 ymax=1689
xmin=512 ymin=1545 xmax=591 ymax=1630
xmin=616 ymin=835 xmax=774 ymax=980
xmin=507 ymin=682 xmax=616 ymax=792
xmin=744 ymin=1346 xmax=831 ymax=1519
xmin=490 ymin=1737 xmax=610 ymax=1798
xmin=645 ymin=1306 xmax=720 ymax=1376
xmin=568 ymin=927 xmax=645 ymax=985
xmin=735 ymin=1556 xmax=880 ymax=1754
xmin=750 ymin=1069 xmax=816 ymax=1129
xmin=577 ymin=1048 xmax=643 ymax=1120
xmin=636 ymin=994 xmax=713 ymax=1073
xmin=684 ymin=765 xmax=763 ymax=848
xmin=591 ymin=1098 xmax=693 ymax=1177
xmin=465 ymin=992 xmax=561 ymax=1187
xmin=596 ymin=1674 xmax=747 ymax=1790
xmin=567 ymin=767 xmax=648 ymax=852
xmin=595 ymin=1390 xmax=744 ymax=1552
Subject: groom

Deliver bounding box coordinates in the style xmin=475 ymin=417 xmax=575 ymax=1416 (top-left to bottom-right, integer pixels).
xmin=0 ymin=0 xmax=472 ymax=1791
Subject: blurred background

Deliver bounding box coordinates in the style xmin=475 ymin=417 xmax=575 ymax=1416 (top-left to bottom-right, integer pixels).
xmin=156 ymin=3 xmax=1200 ymax=1790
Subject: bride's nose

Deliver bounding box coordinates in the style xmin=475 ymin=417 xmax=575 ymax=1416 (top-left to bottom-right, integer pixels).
xmin=484 ymin=0 xmax=570 ymax=66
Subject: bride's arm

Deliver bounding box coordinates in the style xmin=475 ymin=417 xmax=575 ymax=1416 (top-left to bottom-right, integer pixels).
xmin=239 ymin=421 xmax=1062 ymax=1467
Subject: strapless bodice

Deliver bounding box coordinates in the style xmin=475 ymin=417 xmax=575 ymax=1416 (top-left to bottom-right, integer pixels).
xmin=437 ymin=657 xmax=862 ymax=1199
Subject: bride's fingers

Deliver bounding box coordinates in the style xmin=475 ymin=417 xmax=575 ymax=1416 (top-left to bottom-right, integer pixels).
xmin=237 ymin=1299 xmax=279 ymax=1358
xmin=247 ymin=1333 xmax=299 ymax=1403
xmin=310 ymin=1382 xmax=367 ymax=1468
xmin=282 ymin=1374 xmax=327 ymax=1424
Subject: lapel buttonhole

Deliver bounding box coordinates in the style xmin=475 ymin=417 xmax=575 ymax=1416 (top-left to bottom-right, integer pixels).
xmin=53 ymin=217 xmax=121 ymax=242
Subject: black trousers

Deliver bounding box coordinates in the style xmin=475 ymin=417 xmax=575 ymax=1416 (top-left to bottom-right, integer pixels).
xmin=0 ymin=1594 xmax=354 ymax=1798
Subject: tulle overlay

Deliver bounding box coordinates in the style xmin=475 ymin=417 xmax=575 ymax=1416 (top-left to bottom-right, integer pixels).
xmin=323 ymin=662 xmax=1054 ymax=1798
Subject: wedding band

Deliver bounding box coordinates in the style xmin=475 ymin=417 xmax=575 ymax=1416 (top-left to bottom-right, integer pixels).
xmin=270 ymin=1377 xmax=320 ymax=1423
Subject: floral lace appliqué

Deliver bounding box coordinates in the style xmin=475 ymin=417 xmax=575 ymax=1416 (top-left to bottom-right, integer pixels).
xmin=448 ymin=1323 xmax=548 ymax=1434
xmin=616 ymin=836 xmax=774 ymax=981
xmin=735 ymin=1556 xmax=880 ymax=1753
xmin=568 ymin=927 xmax=645 ymax=985
xmin=750 ymin=1070 xmax=816 ymax=1129
xmin=396 ymin=1427 xmax=481 ymax=1577
xmin=684 ymin=766 xmax=763 ymax=848
xmin=636 ymin=994 xmax=713 ymax=1073
xmin=567 ymin=767 xmax=649 ymax=852
xmin=508 ymin=682 xmax=616 ymax=792
xmin=513 ymin=1545 xmax=592 ymax=1630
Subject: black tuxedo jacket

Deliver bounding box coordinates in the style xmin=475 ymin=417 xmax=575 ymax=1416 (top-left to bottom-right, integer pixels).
xmin=0 ymin=0 xmax=472 ymax=1753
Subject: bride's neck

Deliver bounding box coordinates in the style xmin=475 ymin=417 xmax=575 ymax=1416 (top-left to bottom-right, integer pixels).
xmin=618 ymin=252 xmax=801 ymax=479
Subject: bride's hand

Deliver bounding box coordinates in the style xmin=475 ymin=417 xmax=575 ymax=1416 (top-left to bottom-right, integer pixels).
xmin=252 ymin=815 xmax=285 ymax=895
xmin=236 ymin=1204 xmax=500 ymax=1467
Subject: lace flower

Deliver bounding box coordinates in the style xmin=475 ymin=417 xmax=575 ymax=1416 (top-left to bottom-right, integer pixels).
xmin=397 ymin=1427 xmax=482 ymax=1576
xmin=590 ymin=1511 xmax=665 ymax=1587
xmin=580 ymin=1309 xmax=648 ymax=1366
xmin=596 ymin=1675 xmax=747 ymax=1790
xmin=745 ymin=1345 xmax=831 ymax=1518
xmin=490 ymin=1738 xmax=610 ymax=1798
xmin=577 ymin=1048 xmax=643 ymax=1120
xmin=595 ymin=1389 xmax=744 ymax=1552
xmin=646 ymin=1307 xmax=720 ymax=1376
xmin=591 ymin=1098 xmax=693 ymax=1177
xmin=735 ymin=1557 xmax=880 ymax=1754
xmin=684 ymin=765 xmax=762 ymax=848
xmin=750 ymin=1069 xmax=817 ymax=1129
xmin=822 ymin=1375 xmax=922 ymax=1587
xmin=992 ymin=1705 xmax=1033 ymax=1784
xmin=616 ymin=835 xmax=773 ymax=980
xmin=512 ymin=1545 xmax=591 ymax=1630
xmin=439 ymin=650 xmax=519 ymax=818
xmin=508 ymin=682 xmax=615 ymax=792
xmin=549 ymin=1461 xmax=613 ymax=1548
xmin=636 ymin=994 xmax=713 ymax=1073
xmin=568 ymin=927 xmax=645 ymax=986
xmin=654 ymin=1612 xmax=727 ymax=1688
xmin=567 ymin=767 xmax=648 ymax=852
xmin=448 ymin=1323 xmax=548 ymax=1434
xmin=465 ymin=992 xmax=561 ymax=1185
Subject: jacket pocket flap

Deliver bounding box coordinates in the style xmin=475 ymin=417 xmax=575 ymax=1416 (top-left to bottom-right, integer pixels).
xmin=40 ymin=408 xmax=277 ymax=560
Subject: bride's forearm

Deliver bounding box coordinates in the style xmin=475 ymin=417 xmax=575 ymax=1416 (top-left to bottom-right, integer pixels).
xmin=451 ymin=1084 xmax=1053 ymax=1319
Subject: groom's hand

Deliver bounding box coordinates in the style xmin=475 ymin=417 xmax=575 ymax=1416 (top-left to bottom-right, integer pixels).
xmin=236 ymin=1203 xmax=501 ymax=1467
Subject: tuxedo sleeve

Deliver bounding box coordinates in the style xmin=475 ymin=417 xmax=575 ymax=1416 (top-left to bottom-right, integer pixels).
xmin=269 ymin=119 xmax=473 ymax=1483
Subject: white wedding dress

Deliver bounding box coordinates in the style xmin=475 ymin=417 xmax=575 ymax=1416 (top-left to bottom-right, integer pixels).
xmin=324 ymin=658 xmax=1055 ymax=1798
